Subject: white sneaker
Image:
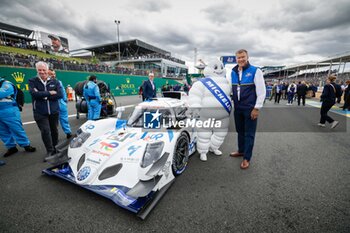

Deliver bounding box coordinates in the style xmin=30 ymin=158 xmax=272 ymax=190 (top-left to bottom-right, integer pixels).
xmin=200 ymin=153 xmax=207 ymax=161
xmin=209 ymin=148 xmax=222 ymax=156
xmin=331 ymin=121 xmax=339 ymax=129
xmin=317 ymin=123 xmax=326 ymax=127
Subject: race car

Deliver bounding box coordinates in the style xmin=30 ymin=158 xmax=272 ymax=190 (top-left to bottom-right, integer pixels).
xmin=43 ymin=97 xmax=197 ymax=219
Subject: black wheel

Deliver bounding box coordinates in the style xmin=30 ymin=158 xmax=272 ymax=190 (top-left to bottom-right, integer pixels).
xmin=172 ymin=133 xmax=189 ymax=176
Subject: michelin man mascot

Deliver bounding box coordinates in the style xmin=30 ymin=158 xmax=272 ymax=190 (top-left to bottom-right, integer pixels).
xmin=189 ymin=59 xmax=232 ymax=161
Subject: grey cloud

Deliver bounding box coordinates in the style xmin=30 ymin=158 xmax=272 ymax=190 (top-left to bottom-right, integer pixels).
xmin=0 ymin=0 xmax=115 ymax=49
xmin=258 ymin=0 xmax=350 ymax=32
xmin=132 ymin=0 xmax=171 ymax=13
xmin=201 ymin=2 xmax=241 ymax=25
xmin=1 ymin=0 xmax=349 ymax=68
xmin=295 ymin=26 xmax=350 ymax=56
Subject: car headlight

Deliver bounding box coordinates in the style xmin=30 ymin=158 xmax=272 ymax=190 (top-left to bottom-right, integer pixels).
xmin=70 ymin=131 xmax=91 ymax=148
xmin=141 ymin=141 xmax=164 ymax=168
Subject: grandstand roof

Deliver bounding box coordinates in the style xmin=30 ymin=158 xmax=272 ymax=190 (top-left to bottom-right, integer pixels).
xmin=320 ymin=51 xmax=350 ymax=63
xmin=72 ymin=39 xmax=170 ymax=55
xmin=283 ymin=62 xmax=333 ymax=71
xmin=0 ymin=22 xmax=33 ymax=36
xmin=265 ymin=52 xmax=350 ymax=76
xmin=0 ymin=31 xmax=35 ymax=41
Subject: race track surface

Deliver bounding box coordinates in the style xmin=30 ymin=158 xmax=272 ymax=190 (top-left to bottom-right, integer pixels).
xmin=0 ymin=96 xmax=349 ymax=233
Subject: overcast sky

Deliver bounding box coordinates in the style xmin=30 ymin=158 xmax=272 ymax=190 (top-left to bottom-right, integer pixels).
xmin=1 ymin=0 xmax=350 ymax=71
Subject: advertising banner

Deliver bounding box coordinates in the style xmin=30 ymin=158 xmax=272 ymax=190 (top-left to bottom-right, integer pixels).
xmin=39 ymin=31 xmax=69 ymax=54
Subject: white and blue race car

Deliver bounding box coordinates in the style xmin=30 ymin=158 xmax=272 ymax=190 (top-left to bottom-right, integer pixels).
xmin=43 ymin=97 xmax=197 ymax=219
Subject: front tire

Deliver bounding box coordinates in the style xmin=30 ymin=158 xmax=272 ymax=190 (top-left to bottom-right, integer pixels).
xmin=172 ymin=133 xmax=189 ymax=176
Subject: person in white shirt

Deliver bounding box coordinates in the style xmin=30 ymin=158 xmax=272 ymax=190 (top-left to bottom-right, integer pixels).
xmin=228 ymin=49 xmax=266 ymax=169
xmin=287 ymin=82 xmax=297 ymax=105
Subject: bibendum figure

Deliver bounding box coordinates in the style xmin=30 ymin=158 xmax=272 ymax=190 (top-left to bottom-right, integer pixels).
xmin=188 ymin=59 xmax=232 ymax=161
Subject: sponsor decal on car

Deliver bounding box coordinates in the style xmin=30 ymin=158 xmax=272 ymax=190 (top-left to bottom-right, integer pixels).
xmin=86 ymin=158 xmax=101 ymax=165
xmin=141 ymin=132 xmax=164 ymax=141
xmin=88 ymin=138 xmax=101 ymax=147
xmin=92 ymin=149 xmax=111 ymax=157
xmin=120 ymin=157 xmax=140 ymax=163
xmin=167 ymin=130 xmax=174 ymax=142
xmin=85 ymin=124 xmax=95 ymax=130
xmin=77 ymin=166 xmax=91 ymax=181
xmin=107 ymin=132 xmax=131 ymax=142
xmin=127 ymin=145 xmax=142 ymax=156
xmin=99 ymin=141 xmax=119 ymax=151
xmin=104 ymin=130 xmax=115 ymax=135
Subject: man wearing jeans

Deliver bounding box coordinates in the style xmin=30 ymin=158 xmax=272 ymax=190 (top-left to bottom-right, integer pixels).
xmin=29 ymin=62 xmax=63 ymax=160
xmin=229 ymin=49 xmax=266 ymax=169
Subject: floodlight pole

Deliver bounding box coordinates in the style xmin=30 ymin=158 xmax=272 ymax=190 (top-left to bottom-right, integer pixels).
xmin=114 ymin=20 xmax=121 ymax=62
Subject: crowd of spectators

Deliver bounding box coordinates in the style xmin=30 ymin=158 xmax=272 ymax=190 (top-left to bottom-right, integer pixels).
xmin=0 ymin=51 xmax=185 ymax=78
xmin=121 ymin=53 xmax=186 ymax=65
xmin=266 ymin=69 xmax=350 ymax=87
xmin=0 ymin=40 xmax=37 ymax=50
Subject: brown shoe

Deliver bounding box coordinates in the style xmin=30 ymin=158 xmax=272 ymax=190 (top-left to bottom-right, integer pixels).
xmin=230 ymin=151 xmax=244 ymax=157
xmin=240 ymin=159 xmax=250 ymax=169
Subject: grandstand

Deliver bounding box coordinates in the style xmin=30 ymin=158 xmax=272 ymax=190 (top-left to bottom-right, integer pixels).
xmin=0 ymin=22 xmax=188 ymax=79
xmin=0 ymin=22 xmax=36 ymax=50
xmin=71 ymin=39 xmax=188 ymax=78
xmin=264 ymin=52 xmax=350 ymax=85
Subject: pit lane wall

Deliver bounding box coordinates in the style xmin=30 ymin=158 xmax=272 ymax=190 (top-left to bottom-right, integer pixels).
xmin=0 ymin=66 xmax=181 ymax=103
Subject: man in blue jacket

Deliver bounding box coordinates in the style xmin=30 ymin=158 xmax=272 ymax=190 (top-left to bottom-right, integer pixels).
xmin=229 ymin=49 xmax=266 ymax=169
xmin=29 ymin=62 xmax=63 ymax=159
xmin=83 ymin=75 xmax=101 ymax=120
xmin=142 ymin=72 xmax=157 ymax=100
xmin=48 ymin=69 xmax=72 ymax=138
xmin=0 ymin=77 xmax=36 ymax=157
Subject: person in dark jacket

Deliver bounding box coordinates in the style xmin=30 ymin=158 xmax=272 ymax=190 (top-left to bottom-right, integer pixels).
xmin=341 ymin=80 xmax=350 ymax=111
xmin=139 ymin=80 xmax=145 ymax=101
xmin=29 ymin=61 xmax=63 ymax=159
xmin=274 ymin=82 xmax=282 ymax=104
xmin=297 ymin=81 xmax=308 ymax=106
xmin=318 ymin=75 xmax=341 ymax=128
xmin=142 ymin=72 xmax=156 ymax=100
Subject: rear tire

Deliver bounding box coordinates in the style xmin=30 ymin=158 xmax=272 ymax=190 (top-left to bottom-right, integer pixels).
xmin=172 ymin=133 xmax=189 ymax=176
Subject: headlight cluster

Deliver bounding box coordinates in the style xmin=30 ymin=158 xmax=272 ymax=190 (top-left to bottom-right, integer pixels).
xmin=70 ymin=131 xmax=91 ymax=148
xmin=141 ymin=141 xmax=164 ymax=168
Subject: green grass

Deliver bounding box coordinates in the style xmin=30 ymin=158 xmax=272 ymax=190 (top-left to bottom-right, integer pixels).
xmin=0 ymin=45 xmax=88 ymax=63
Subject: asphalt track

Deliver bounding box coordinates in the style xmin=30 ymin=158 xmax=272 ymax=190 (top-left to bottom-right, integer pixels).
xmin=0 ymin=96 xmax=349 ymax=233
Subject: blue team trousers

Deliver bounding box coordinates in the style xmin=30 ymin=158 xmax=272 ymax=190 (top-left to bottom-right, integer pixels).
xmin=59 ymin=100 xmax=72 ymax=134
xmin=0 ymin=106 xmax=30 ymax=149
xmin=87 ymin=100 xmax=101 ymax=120
xmin=234 ymin=108 xmax=258 ymax=161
